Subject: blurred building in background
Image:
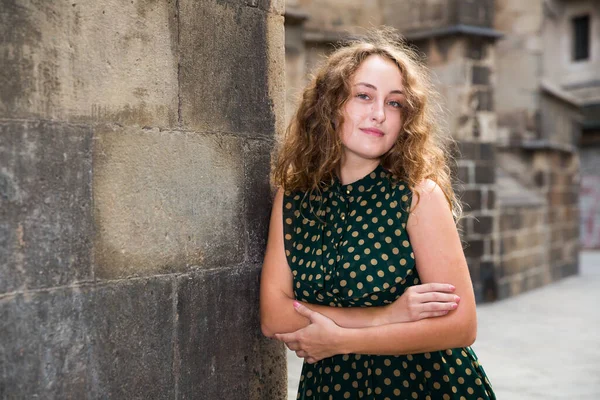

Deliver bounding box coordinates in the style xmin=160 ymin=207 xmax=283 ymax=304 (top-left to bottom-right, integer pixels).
xmin=284 ymin=0 xmax=600 ymax=301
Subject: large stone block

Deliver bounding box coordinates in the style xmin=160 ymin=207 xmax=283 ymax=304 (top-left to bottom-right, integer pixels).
xmin=244 ymin=138 xmax=274 ymax=263
xmin=93 ymin=126 xmax=245 ymax=279
xmin=0 ymin=0 xmax=178 ymax=127
xmin=0 ymin=289 xmax=91 ymax=399
xmin=176 ymin=266 xmax=287 ymax=400
xmin=0 ymin=120 xmax=93 ymax=294
xmin=179 ymin=0 xmax=279 ymax=136
xmin=0 ymin=278 xmax=175 ymax=399
xmin=87 ymin=278 xmax=175 ymax=399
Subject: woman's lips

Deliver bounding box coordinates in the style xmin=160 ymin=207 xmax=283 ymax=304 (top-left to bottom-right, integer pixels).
xmin=360 ymin=128 xmax=384 ymax=137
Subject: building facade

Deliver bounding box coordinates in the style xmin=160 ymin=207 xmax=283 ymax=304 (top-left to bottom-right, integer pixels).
xmin=283 ymin=0 xmax=596 ymax=301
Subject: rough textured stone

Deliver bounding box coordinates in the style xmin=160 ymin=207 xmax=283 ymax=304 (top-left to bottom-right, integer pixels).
xmin=179 ymin=0 xmax=275 ymax=136
xmin=0 ymin=0 xmax=178 ymax=127
xmin=176 ymin=266 xmax=287 ymax=400
xmin=87 ymin=278 xmax=175 ymax=399
xmin=0 ymin=289 xmax=91 ymax=399
xmin=0 ymin=120 xmax=93 ymax=294
xmin=93 ymin=126 xmax=246 ymax=279
xmin=0 ymin=278 xmax=174 ymax=399
xmin=244 ymin=139 xmax=275 ymax=263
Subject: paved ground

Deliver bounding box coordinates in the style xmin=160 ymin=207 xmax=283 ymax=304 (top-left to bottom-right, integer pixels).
xmin=287 ymin=251 xmax=600 ymax=399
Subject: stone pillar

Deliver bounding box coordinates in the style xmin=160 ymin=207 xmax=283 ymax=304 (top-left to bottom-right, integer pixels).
xmin=492 ymin=0 xmax=581 ymax=296
xmin=434 ymin=35 xmax=500 ymax=303
xmin=384 ymin=0 xmax=502 ymax=302
xmin=0 ymin=0 xmax=286 ymax=398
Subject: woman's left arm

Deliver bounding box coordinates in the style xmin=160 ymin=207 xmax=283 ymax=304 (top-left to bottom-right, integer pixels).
xmin=276 ymin=180 xmax=477 ymax=361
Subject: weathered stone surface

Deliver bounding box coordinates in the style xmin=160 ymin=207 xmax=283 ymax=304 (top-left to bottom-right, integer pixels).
xmin=0 ymin=277 xmax=174 ymax=399
xmin=0 ymin=0 xmax=178 ymax=127
xmin=179 ymin=0 xmax=276 ymax=136
xmin=87 ymin=278 xmax=175 ymax=399
xmin=0 ymin=289 xmax=91 ymax=399
xmin=266 ymin=13 xmax=287 ymax=137
xmin=0 ymin=120 xmax=93 ymax=294
xmin=176 ymin=266 xmax=287 ymax=400
xmin=244 ymin=139 xmax=274 ymax=263
xmin=93 ymin=126 xmax=246 ymax=279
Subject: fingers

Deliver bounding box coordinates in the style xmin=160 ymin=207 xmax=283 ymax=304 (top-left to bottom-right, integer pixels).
xmin=285 ymin=341 xmax=300 ymax=351
xmin=293 ymin=301 xmax=315 ymax=320
xmin=420 ymin=301 xmax=459 ymax=312
xmin=295 ymin=350 xmax=308 ymax=358
xmin=418 ymin=292 xmax=460 ymax=305
xmin=420 ymin=310 xmax=451 ymax=319
xmin=274 ymin=332 xmax=296 ymax=343
xmin=412 ymin=283 xmax=455 ymax=294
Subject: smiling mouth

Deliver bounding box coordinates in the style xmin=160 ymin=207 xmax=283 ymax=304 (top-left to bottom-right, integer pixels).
xmin=360 ymin=128 xmax=384 ymax=137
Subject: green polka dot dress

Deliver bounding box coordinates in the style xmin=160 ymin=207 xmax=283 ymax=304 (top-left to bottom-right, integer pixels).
xmin=283 ymin=164 xmax=495 ymax=400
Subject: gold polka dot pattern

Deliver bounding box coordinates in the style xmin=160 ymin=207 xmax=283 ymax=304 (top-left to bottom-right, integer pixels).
xmin=283 ymin=164 xmax=495 ymax=399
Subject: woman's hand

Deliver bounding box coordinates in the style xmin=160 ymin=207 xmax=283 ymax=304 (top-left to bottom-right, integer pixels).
xmin=384 ymin=283 xmax=460 ymax=324
xmin=274 ymin=302 xmax=345 ymax=364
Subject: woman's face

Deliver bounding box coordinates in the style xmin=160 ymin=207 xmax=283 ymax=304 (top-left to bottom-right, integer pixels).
xmin=339 ymin=55 xmax=405 ymax=163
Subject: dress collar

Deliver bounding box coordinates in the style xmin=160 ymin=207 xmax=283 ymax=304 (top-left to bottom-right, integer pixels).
xmin=332 ymin=164 xmax=388 ymax=196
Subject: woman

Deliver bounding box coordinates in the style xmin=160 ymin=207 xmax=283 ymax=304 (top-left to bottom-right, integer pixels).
xmin=260 ymin=29 xmax=495 ymax=400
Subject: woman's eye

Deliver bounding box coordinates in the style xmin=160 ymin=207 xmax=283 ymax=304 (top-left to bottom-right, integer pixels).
xmin=357 ymin=93 xmax=370 ymax=100
xmin=388 ymin=101 xmax=403 ymax=108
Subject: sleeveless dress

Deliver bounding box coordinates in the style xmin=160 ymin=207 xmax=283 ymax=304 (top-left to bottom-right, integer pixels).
xmin=282 ymin=164 xmax=495 ymax=400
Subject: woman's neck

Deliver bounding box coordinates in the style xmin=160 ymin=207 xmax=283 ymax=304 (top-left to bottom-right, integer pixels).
xmin=338 ymin=155 xmax=380 ymax=185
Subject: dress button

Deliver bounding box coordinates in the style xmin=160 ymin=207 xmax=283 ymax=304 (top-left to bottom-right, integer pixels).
xmin=346 ymin=189 xmax=351 ymax=195
xmin=341 ymin=214 xmax=345 ymax=221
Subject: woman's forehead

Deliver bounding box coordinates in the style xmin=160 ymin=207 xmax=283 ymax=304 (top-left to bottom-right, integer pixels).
xmin=352 ymin=55 xmax=404 ymax=90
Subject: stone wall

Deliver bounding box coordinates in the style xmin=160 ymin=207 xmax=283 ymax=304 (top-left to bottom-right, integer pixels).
xmin=497 ymin=204 xmax=547 ymax=298
xmin=383 ymin=0 xmax=495 ymax=33
xmin=542 ymin=0 xmax=600 ymax=103
xmin=495 ymin=165 xmax=547 ymax=299
xmin=0 ymin=0 xmax=286 ymax=398
xmin=408 ymin=12 xmax=500 ymax=302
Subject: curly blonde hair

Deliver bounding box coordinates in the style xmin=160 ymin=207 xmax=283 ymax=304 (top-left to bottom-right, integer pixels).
xmin=272 ymin=28 xmax=461 ymax=220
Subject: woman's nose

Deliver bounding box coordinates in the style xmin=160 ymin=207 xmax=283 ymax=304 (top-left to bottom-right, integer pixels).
xmin=370 ymin=102 xmax=386 ymax=123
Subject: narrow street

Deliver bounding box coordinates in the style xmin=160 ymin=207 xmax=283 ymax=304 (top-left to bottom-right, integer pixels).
xmin=287 ymin=252 xmax=600 ymax=399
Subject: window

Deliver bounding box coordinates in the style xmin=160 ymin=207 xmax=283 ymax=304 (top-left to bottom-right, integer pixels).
xmin=572 ymin=15 xmax=590 ymax=61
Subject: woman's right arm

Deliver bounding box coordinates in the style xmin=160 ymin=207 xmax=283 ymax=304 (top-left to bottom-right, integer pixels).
xmin=259 ymin=189 xmax=458 ymax=338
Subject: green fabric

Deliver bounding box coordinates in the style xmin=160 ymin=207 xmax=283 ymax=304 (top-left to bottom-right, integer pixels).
xmin=283 ymin=164 xmax=495 ymax=400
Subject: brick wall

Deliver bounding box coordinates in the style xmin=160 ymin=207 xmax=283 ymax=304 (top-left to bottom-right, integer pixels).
xmin=457 ymin=142 xmax=498 ymax=302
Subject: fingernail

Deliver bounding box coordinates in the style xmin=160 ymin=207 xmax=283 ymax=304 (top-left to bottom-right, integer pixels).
xmin=455 ymin=296 xmax=461 ymax=303
xmin=449 ymin=285 xmax=455 ymax=291
xmin=293 ymin=301 xmax=300 ymax=309
xmin=451 ymin=303 xmax=458 ymax=309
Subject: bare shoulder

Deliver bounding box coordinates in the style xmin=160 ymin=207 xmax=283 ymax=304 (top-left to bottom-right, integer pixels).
xmin=410 ymin=179 xmax=447 ymax=213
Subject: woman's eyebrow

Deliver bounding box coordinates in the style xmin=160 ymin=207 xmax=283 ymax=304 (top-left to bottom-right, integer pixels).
xmin=355 ymin=82 xmax=404 ymax=95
